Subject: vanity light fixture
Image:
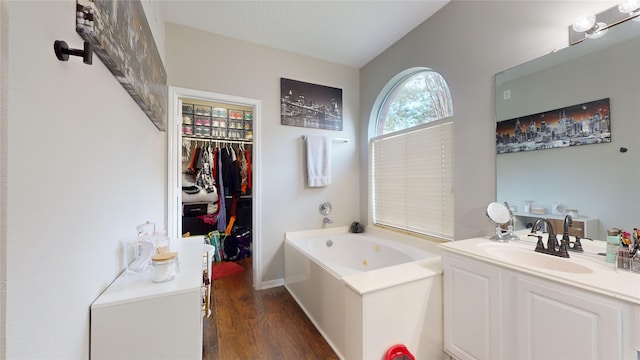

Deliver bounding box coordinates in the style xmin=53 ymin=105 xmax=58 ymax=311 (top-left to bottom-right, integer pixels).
xmin=570 ymin=1 xmax=640 ymax=45
xmin=572 ymin=14 xmax=608 ymax=40
xmin=618 ymin=0 xmax=640 ymax=17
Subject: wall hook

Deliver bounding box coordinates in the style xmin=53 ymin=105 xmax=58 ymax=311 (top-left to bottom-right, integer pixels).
xmin=54 ymin=40 xmax=92 ymax=65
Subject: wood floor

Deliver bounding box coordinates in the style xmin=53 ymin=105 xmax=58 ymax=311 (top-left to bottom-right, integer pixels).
xmin=203 ymin=258 xmax=339 ymax=359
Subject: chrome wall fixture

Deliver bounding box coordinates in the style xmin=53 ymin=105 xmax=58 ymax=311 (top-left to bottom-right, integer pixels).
xmin=570 ymin=1 xmax=640 ymax=45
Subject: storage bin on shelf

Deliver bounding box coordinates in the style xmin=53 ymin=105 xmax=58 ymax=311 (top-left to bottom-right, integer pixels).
xmin=228 ymin=109 xmax=243 ymax=120
xmin=194 ymin=115 xmax=211 ymax=127
xmin=212 ymin=107 xmax=228 ymax=118
xmin=194 ymin=105 xmax=211 ymax=117
xmin=182 ymin=103 xmax=194 ymax=114
xmin=194 ymin=126 xmax=211 ymax=137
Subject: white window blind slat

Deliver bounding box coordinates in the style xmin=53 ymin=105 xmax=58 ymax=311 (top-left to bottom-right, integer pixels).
xmin=372 ymin=121 xmax=454 ymax=240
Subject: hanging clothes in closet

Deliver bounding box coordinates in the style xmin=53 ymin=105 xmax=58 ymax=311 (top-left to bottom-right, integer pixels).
xmin=179 ymin=101 xmax=254 ymax=245
xmin=182 ymin=140 xmax=220 ymax=227
xmin=244 ymin=146 xmax=252 ymax=194
xmin=237 ymin=146 xmax=249 ymax=195
xmin=213 ymin=143 xmax=253 ymax=233
xmin=220 ymin=145 xmax=241 ymax=196
xmin=216 ymin=145 xmax=227 ymax=233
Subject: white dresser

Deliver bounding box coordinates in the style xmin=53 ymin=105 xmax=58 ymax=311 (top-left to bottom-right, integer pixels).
xmin=91 ymin=236 xmax=211 ymax=359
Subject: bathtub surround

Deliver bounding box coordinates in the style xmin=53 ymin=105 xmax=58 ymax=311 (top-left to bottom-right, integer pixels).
xmin=305 ymin=135 xmax=332 ymax=187
xmin=284 ymin=227 xmax=445 ymax=359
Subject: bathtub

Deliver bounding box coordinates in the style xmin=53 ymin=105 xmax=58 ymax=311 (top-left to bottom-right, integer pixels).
xmin=284 ymin=227 xmax=445 ymax=360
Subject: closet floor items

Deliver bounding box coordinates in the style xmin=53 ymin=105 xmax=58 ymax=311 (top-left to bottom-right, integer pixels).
xmin=211 ymin=261 xmax=244 ymax=281
xmin=203 ymin=258 xmax=338 ymax=360
xmin=182 ymin=216 xmax=216 ymax=236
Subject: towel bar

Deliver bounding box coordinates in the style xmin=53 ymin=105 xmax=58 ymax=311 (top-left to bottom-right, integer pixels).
xmin=301 ymin=135 xmax=349 ymax=143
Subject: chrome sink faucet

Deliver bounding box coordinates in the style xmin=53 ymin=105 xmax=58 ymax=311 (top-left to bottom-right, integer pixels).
xmin=529 ymin=218 xmax=569 ymax=258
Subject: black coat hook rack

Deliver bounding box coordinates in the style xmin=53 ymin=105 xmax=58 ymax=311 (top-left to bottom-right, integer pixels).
xmin=54 ymin=40 xmax=92 ymax=65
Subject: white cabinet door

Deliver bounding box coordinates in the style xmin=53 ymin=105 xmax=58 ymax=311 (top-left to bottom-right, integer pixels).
xmin=91 ymin=289 xmax=202 ymax=359
xmin=443 ymin=253 xmax=506 ymax=360
xmin=512 ymin=275 xmax=634 ymax=360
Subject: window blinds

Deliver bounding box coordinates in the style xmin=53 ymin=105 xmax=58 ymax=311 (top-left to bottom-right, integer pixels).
xmin=372 ymin=121 xmax=453 ymax=240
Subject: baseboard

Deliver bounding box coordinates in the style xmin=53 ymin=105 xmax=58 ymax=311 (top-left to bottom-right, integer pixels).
xmin=255 ymin=278 xmax=284 ymax=290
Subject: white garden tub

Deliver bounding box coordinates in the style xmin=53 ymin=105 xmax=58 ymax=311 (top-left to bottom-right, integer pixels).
xmin=284 ymin=227 xmax=446 ymax=360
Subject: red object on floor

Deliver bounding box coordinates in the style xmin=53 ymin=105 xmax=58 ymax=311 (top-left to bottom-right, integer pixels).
xmin=385 ymin=344 xmax=415 ymax=360
xmin=211 ymin=261 xmax=244 ymax=280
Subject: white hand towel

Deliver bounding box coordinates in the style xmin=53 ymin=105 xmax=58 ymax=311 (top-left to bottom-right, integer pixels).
xmin=306 ymin=135 xmax=332 ymax=187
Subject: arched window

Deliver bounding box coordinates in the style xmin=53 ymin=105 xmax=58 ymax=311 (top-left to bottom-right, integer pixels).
xmin=377 ymin=69 xmax=452 ymax=135
xmin=370 ymin=68 xmax=454 ymax=240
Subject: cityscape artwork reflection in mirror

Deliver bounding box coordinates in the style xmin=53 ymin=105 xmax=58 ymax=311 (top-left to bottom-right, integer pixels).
xmin=496 ymin=98 xmax=610 ymax=154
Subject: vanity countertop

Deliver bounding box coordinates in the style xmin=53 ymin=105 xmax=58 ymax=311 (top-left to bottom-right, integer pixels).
xmin=440 ymin=231 xmax=640 ymax=304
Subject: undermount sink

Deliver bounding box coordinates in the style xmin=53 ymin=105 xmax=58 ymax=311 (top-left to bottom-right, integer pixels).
xmin=485 ymin=246 xmax=594 ymax=274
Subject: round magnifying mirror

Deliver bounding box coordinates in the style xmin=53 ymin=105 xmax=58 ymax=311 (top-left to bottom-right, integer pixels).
xmin=486 ymin=202 xmax=511 ymax=225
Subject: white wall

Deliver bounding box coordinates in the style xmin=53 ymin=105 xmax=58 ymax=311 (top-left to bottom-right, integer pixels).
xmin=140 ymin=0 xmax=166 ymax=64
xmin=2 ymin=1 xmax=166 ymax=358
xmin=0 ymin=2 xmax=7 ymax=359
xmin=359 ymin=1 xmax=617 ymax=240
xmin=165 ymin=24 xmax=360 ymax=284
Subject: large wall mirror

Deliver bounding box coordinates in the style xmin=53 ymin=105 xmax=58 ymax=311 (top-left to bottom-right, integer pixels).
xmin=495 ymin=20 xmax=640 ymax=240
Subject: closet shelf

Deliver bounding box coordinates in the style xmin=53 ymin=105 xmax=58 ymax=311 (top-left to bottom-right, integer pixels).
xmin=182 ymin=102 xmax=253 ymax=143
xmin=182 ymin=136 xmax=252 ymax=144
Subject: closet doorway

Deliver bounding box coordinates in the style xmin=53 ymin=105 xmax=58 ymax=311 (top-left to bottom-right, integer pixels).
xmin=168 ymin=87 xmax=262 ymax=289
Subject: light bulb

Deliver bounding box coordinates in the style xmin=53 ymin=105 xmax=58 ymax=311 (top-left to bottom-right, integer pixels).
xmin=618 ymin=0 xmax=640 ymax=14
xmin=573 ymin=14 xmax=596 ymax=32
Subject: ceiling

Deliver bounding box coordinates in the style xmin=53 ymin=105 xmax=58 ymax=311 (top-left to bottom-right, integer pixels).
xmin=156 ymin=0 xmax=450 ymax=69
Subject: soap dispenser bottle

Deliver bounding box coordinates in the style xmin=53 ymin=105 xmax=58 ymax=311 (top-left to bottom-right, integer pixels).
xmin=606 ymin=228 xmax=620 ymax=264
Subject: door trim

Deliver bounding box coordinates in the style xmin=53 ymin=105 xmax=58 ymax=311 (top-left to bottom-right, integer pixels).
xmin=168 ymin=86 xmax=262 ymax=289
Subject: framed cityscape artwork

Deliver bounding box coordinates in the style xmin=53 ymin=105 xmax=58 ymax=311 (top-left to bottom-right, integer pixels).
xmin=280 ymin=78 xmax=343 ymax=131
xmin=76 ymin=0 xmax=167 ymax=131
xmin=496 ymin=98 xmax=610 ymax=154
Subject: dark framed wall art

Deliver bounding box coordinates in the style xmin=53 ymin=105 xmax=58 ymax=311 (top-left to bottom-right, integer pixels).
xmin=280 ymin=78 xmax=343 ymax=131
xmin=496 ymin=98 xmax=611 ymax=154
xmin=76 ymin=0 xmax=167 ymax=131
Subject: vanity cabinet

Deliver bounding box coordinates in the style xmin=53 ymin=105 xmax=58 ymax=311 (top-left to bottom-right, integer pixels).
xmin=91 ymin=237 xmax=211 ymax=359
xmin=512 ymin=275 xmax=634 ymax=359
xmin=442 ymin=254 xmax=507 ymax=359
xmin=442 ymin=252 xmax=637 ymax=360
